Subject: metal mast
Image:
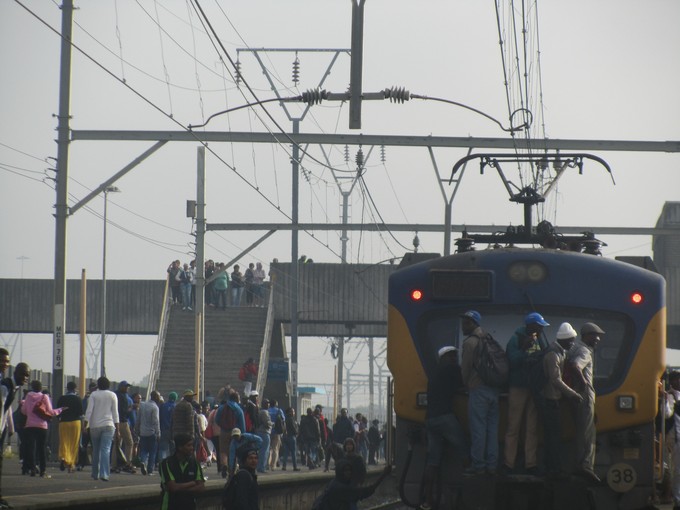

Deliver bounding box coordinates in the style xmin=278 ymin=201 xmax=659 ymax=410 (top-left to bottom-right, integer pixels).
xmin=53 ymin=0 xmax=74 ymax=400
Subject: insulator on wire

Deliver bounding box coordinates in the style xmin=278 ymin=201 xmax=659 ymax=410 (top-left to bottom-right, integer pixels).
xmin=384 ymin=86 xmax=411 ymax=103
xmin=344 ymin=145 xmax=350 ymax=164
xmin=235 ymin=59 xmax=242 ymax=86
xmin=301 ymin=88 xmax=328 ymax=105
xmin=380 ymin=145 xmax=386 ymax=163
xmin=355 ymin=147 xmax=364 ymax=169
xmin=292 ymin=55 xmax=300 ymax=85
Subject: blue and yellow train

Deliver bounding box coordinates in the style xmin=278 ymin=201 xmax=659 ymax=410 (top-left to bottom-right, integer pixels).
xmin=387 ymin=242 xmax=666 ymax=509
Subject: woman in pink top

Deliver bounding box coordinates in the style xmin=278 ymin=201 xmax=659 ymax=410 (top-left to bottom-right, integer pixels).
xmin=22 ymin=380 xmax=54 ymax=478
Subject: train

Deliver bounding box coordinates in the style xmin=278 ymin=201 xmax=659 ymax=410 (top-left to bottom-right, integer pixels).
xmin=386 ymin=234 xmax=666 ymax=509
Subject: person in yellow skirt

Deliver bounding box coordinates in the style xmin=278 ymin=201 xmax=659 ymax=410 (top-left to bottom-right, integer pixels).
xmin=56 ymin=381 xmax=84 ymax=473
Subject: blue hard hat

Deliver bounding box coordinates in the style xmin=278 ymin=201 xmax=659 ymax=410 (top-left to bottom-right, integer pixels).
xmin=460 ymin=310 xmax=481 ymax=325
xmin=525 ymin=312 xmax=549 ymax=327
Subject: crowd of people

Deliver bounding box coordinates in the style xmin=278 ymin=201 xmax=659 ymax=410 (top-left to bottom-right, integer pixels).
xmin=166 ymin=259 xmax=268 ymax=311
xmin=420 ymin=310 xmax=604 ymax=510
xmin=0 ymin=353 xmax=388 ymax=510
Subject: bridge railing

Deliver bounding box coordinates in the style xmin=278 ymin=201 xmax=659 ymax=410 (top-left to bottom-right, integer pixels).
xmin=256 ymin=282 xmax=276 ymax=399
xmin=147 ymin=276 xmax=171 ymax=399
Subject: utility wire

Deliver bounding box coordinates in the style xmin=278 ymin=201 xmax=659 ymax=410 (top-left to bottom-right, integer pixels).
xmin=14 ymin=0 xmax=342 ymax=261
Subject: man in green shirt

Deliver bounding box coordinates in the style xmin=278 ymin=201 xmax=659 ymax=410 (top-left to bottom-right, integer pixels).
xmin=159 ymin=433 xmax=205 ymax=510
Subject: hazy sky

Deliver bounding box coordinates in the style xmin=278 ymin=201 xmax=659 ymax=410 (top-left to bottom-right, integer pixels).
xmin=2 ymin=1 xmax=679 ymax=397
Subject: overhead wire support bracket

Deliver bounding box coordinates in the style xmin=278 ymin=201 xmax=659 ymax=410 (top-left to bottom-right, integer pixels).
xmin=449 ymin=152 xmax=614 ymax=189
xmin=448 ymin=152 xmax=615 ymax=253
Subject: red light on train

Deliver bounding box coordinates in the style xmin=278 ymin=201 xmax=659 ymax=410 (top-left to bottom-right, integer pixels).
xmin=411 ymin=289 xmax=423 ymax=301
xmin=631 ymin=291 xmax=644 ymax=305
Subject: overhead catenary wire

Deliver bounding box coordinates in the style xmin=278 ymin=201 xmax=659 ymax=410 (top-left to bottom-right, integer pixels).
xmin=152 ymin=0 xmax=174 ymax=116
xmin=13 ymin=0 xmax=343 ymax=261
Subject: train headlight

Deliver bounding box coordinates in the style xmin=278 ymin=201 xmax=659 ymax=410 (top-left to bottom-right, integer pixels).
xmin=527 ymin=263 xmax=547 ymax=282
xmin=508 ymin=261 xmax=547 ymax=283
xmin=416 ymin=392 xmax=427 ymax=407
xmin=411 ymin=289 xmax=424 ymax=301
xmin=617 ymin=395 xmax=636 ymax=411
xmin=630 ymin=291 xmax=644 ymax=305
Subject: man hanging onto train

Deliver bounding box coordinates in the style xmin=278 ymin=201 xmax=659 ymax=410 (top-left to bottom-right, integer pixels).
xmin=419 ymin=345 xmax=466 ymax=510
xmin=460 ymin=310 xmax=499 ymax=476
xmin=667 ymin=371 xmax=680 ymax=510
xmin=566 ymin=322 xmax=605 ymax=483
xmin=502 ymin=312 xmax=549 ymax=475
xmin=541 ymin=322 xmax=583 ymax=480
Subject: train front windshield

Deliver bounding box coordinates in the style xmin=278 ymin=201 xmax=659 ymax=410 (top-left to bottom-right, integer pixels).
xmin=419 ymin=307 xmax=632 ymax=392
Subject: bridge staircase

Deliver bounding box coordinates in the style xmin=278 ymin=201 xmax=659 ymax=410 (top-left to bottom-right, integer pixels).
xmin=153 ymin=304 xmax=270 ymax=400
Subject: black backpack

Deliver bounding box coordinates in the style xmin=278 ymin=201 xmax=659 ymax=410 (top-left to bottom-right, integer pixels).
xmin=222 ymin=469 xmax=251 ymax=509
xmin=274 ymin=412 xmax=285 ymax=435
xmin=473 ymin=333 xmax=509 ymax=388
xmin=310 ymin=484 xmax=331 ymax=510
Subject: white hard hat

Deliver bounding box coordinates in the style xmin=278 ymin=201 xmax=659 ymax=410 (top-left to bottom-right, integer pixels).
xmin=437 ymin=346 xmax=457 ymax=359
xmin=556 ymin=322 xmax=577 ymax=340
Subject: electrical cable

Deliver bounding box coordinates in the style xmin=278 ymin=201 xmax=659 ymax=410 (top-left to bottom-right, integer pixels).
xmin=358 ymin=176 xmax=411 ymax=255
xmin=152 ymin=0 xmax=174 ymax=115
xmin=14 ymin=0 xmax=342 ymax=262
xmin=0 ymin=141 xmax=49 ymax=162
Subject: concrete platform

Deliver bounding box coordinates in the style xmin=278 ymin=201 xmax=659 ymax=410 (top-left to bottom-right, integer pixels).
xmin=1 ymin=454 xmax=391 ymax=510
xmin=0 ymin=454 xmax=328 ymax=509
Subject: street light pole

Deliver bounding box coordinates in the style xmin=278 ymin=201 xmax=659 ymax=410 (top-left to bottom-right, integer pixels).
xmin=101 ymin=185 xmax=120 ymax=377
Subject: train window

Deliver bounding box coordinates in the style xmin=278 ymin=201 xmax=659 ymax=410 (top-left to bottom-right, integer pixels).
xmin=416 ymin=307 xmax=632 ymax=391
xmin=430 ymin=270 xmax=493 ymax=301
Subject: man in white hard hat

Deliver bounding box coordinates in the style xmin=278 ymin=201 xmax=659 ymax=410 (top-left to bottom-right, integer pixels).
xmin=542 ymin=322 xmax=583 ymax=480
xmin=567 ymin=322 xmax=605 ymax=483
xmin=419 ymin=345 xmax=465 ymax=510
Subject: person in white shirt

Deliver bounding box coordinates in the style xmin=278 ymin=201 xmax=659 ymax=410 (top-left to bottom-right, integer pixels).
xmin=84 ymin=377 xmax=119 ymax=482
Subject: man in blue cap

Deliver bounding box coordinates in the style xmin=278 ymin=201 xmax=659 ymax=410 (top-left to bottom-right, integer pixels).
xmin=501 ymin=312 xmax=549 ymax=475
xmin=460 ymin=310 xmax=499 ymax=476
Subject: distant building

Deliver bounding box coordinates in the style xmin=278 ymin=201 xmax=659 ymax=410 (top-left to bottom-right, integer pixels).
xmin=653 ymin=202 xmax=680 ymax=349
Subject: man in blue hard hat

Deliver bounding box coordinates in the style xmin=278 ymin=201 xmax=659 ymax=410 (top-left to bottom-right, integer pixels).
xmin=460 ymin=310 xmax=499 ymax=476
xmin=501 ymin=312 xmax=549 ymax=475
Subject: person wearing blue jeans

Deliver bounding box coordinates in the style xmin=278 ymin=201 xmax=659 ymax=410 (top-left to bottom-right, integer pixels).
xmin=84 ymin=376 xmax=120 ymax=482
xmin=230 ymin=265 xmax=245 ymax=306
xmin=90 ymin=426 xmax=116 ymax=481
xmin=136 ymin=391 xmax=161 ymax=476
xmin=180 ymin=263 xmax=193 ymax=310
xmin=281 ymin=407 xmax=300 ymax=471
xmin=255 ymin=400 xmax=273 ymax=473
xmin=467 ymin=385 xmax=500 ymax=473
xmin=460 ymin=310 xmax=500 ymax=475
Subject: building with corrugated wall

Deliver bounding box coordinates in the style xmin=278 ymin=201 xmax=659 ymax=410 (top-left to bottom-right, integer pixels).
xmin=653 ymin=202 xmax=680 ymax=349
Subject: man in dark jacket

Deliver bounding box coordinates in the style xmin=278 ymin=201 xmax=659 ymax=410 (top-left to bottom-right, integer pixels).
xmin=281 ymin=408 xmax=300 ymax=471
xmin=317 ymin=460 xmax=391 ymax=510
xmin=229 ymin=446 xmax=260 ymax=510
xmin=299 ymin=408 xmax=321 ymax=469
xmin=367 ymin=420 xmax=381 ymax=465
xmin=420 ymin=345 xmax=466 ymax=510
xmin=113 ymin=381 xmax=136 ymax=473
xmin=332 ymin=408 xmax=354 ymax=445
